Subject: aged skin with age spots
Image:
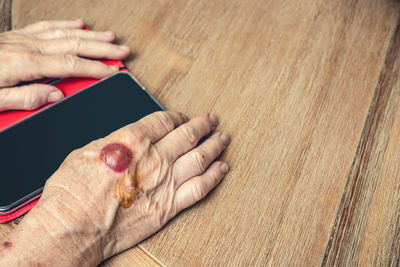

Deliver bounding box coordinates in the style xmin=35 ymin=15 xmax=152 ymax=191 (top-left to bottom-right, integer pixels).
xmin=0 ymin=109 xmax=228 ymax=266
xmin=2 ymin=242 xmax=12 ymax=250
xmin=100 ymin=142 xmax=142 ymax=208
xmin=0 ymin=18 xmax=229 ymax=267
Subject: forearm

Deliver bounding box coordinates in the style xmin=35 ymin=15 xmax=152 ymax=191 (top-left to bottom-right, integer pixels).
xmin=0 ymin=208 xmax=102 ymax=267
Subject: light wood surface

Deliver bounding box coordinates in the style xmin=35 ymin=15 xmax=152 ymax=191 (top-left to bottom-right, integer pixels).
xmin=100 ymin=245 xmax=160 ymax=267
xmin=324 ymin=19 xmax=400 ymax=266
xmin=0 ymin=0 xmax=11 ymax=32
xmin=2 ymin=0 xmax=400 ymax=265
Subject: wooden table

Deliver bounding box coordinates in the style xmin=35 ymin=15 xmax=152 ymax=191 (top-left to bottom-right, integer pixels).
xmin=2 ymin=0 xmax=400 ymax=265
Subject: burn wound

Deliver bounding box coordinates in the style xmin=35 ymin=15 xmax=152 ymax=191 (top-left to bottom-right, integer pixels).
xmin=100 ymin=143 xmax=132 ymax=173
xmin=100 ymin=143 xmax=142 ymax=208
xmin=113 ymin=167 xmax=142 ymax=208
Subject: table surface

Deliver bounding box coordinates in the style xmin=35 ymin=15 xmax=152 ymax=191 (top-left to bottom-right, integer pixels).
xmin=2 ymin=0 xmax=400 ymax=266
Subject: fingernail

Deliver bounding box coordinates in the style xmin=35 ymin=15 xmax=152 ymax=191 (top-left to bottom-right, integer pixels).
xmin=209 ymin=114 xmax=218 ymax=126
xmin=47 ymin=91 xmax=64 ymax=102
xmin=119 ymin=45 xmax=130 ymax=52
xmin=221 ymin=162 xmax=230 ymax=173
xmin=220 ymin=133 xmax=230 ymax=146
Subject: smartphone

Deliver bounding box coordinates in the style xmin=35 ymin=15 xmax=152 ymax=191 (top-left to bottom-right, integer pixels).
xmin=0 ymin=72 xmax=163 ymax=213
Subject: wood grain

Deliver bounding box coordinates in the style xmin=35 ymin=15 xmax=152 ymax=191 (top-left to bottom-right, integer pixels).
xmin=324 ymin=15 xmax=400 ymax=266
xmin=0 ymin=0 xmax=11 ymax=32
xmin=100 ymin=245 xmax=161 ymax=267
xmin=5 ymin=0 xmax=400 ymax=265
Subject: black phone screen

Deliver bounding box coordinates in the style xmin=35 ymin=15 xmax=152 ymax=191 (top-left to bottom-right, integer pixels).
xmin=0 ymin=72 xmax=163 ymax=211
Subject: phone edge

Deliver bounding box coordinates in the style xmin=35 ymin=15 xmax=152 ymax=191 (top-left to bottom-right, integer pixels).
xmin=0 ymin=71 xmax=165 ymax=212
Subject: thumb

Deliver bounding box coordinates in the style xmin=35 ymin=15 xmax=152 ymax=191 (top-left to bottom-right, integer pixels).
xmin=0 ymin=84 xmax=64 ymax=112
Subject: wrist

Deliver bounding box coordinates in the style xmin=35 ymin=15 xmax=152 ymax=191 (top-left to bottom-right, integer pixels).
xmin=0 ymin=201 xmax=103 ymax=266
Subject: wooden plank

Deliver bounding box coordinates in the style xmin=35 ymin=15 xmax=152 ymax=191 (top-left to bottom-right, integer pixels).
xmin=0 ymin=0 xmax=11 ymax=32
xmin=9 ymin=0 xmax=400 ymax=265
xmin=100 ymin=245 xmax=160 ymax=267
xmin=324 ymin=16 xmax=400 ymax=266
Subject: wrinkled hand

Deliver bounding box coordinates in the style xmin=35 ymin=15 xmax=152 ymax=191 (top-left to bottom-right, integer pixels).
xmin=14 ymin=111 xmax=229 ymax=265
xmin=0 ymin=19 xmax=129 ymax=111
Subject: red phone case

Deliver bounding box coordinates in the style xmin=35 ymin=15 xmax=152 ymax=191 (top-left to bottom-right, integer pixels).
xmin=0 ymin=57 xmax=126 ymax=223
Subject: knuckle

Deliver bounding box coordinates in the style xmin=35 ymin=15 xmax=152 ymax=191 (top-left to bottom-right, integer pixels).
xmin=131 ymin=130 xmax=147 ymax=143
xmin=32 ymin=39 xmax=46 ymax=54
xmin=139 ymin=111 xmax=176 ymax=136
xmin=213 ymin=136 xmax=225 ymax=152
xmin=180 ymin=125 xmax=198 ymax=147
xmin=192 ymin=151 xmax=207 ymax=173
xmin=66 ymin=36 xmax=82 ymax=50
xmin=211 ymin=167 xmax=222 ymax=183
xmin=63 ymin=54 xmax=80 ymax=70
xmin=23 ymin=90 xmax=41 ymax=110
xmin=159 ymin=112 xmax=175 ymax=132
xmin=37 ymin=20 xmax=51 ymax=29
xmin=191 ymin=183 xmax=205 ymax=200
xmin=53 ymin=29 xmax=68 ymax=38
xmin=114 ymin=127 xmax=148 ymax=145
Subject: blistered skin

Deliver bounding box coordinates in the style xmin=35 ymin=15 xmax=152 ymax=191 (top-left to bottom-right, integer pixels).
xmin=100 ymin=143 xmax=132 ymax=173
xmin=100 ymin=142 xmax=141 ymax=208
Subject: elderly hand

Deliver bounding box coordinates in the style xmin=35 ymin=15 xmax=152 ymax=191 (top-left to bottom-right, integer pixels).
xmin=0 ymin=19 xmax=129 ymax=111
xmin=0 ymin=111 xmax=230 ymax=266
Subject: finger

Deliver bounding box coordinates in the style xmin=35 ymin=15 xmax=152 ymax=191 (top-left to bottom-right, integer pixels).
xmin=16 ymin=19 xmax=85 ymax=34
xmin=35 ymin=38 xmax=130 ymax=60
xmin=34 ymin=54 xmax=119 ymax=79
xmin=174 ymin=161 xmax=229 ymax=213
xmin=35 ymin=29 xmax=116 ymax=42
xmin=173 ymin=132 xmax=229 ymax=188
xmin=136 ymin=111 xmax=188 ymax=143
xmin=156 ymin=114 xmax=218 ymax=161
xmin=0 ymin=84 xmax=64 ymax=112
